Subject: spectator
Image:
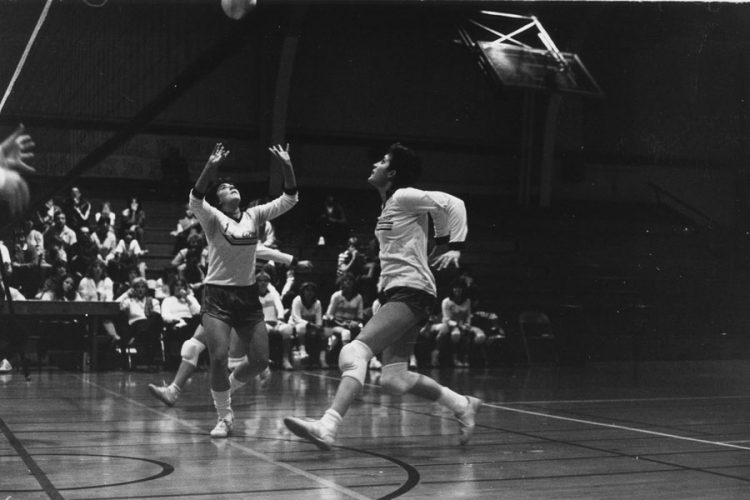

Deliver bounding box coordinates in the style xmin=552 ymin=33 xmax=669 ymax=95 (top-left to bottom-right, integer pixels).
xmin=324 ymin=272 xmax=370 ymax=367
xmin=170 ymin=204 xmax=201 ymax=254
xmin=160 ymin=278 xmax=201 ymax=369
xmin=336 ymin=236 xmax=365 ymax=279
xmin=94 ymin=200 xmax=117 ymax=228
xmin=45 ymin=236 xmax=68 ymax=270
xmin=118 ymin=276 xmax=162 ymax=370
xmin=36 ymin=197 xmax=61 ymax=232
xmin=171 ymin=232 xmax=206 ymax=272
xmin=44 ymin=211 xmax=77 ymax=251
xmin=10 ymin=227 xmax=42 ymax=298
xmin=436 ymin=280 xmax=486 ymax=368
xmin=289 ymin=281 xmax=325 ymax=368
xmin=40 ymin=274 xmax=81 ymax=302
xmin=62 ymin=186 xmax=91 ymax=232
xmin=108 ymin=228 xmax=147 ymax=284
xmin=257 ymin=271 xmax=295 ymax=371
xmin=69 ymin=226 xmax=99 ymax=278
xmin=78 ymin=260 xmax=120 ymax=343
xmin=120 ymin=196 xmax=146 ymax=242
xmin=179 ymin=247 xmax=205 ymax=298
xmin=317 ymin=195 xmax=347 ymax=246
xmin=92 ymin=217 xmax=117 ymax=264
xmin=22 ymin=219 xmax=44 ymax=259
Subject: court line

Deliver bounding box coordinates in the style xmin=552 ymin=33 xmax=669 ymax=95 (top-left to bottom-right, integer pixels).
xmin=0 ymin=416 xmax=63 ymax=500
xmin=486 ymin=402 xmax=750 ymax=452
xmin=495 ymin=395 xmax=750 ymax=405
xmin=303 ymin=370 xmax=750 ymax=453
xmin=73 ymin=375 xmax=371 ymax=500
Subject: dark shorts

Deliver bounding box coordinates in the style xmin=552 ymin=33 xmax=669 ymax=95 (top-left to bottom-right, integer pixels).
xmin=379 ymin=286 xmax=435 ymax=326
xmin=202 ymin=283 xmax=264 ymax=328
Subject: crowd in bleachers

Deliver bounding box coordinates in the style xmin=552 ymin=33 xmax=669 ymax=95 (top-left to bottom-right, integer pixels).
xmin=1 ymin=185 xmax=506 ymax=373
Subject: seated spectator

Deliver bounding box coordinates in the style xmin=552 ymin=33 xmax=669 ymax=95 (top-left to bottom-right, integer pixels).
xmin=170 ymin=204 xmax=201 ymax=254
xmin=257 ymin=271 xmax=295 ymax=370
xmin=154 ymin=267 xmax=178 ymax=302
xmin=434 ymin=280 xmax=486 ymax=368
xmin=160 ymin=279 xmax=201 ymax=369
xmin=69 ymin=226 xmax=99 ymax=278
xmin=92 ymin=217 xmax=117 ymax=264
xmin=62 ymin=186 xmax=91 ymax=232
xmin=120 ymin=197 xmax=146 ymax=242
xmin=108 ymin=229 xmax=147 ymax=284
xmin=94 ymin=200 xmax=117 ymax=228
xmin=317 ymin=194 xmax=347 ymax=246
xmin=336 ymin=236 xmax=365 ymax=279
xmin=36 ymin=197 xmax=61 ymax=232
xmin=289 ymin=281 xmax=325 ymax=368
xmin=171 ymin=232 xmax=206 ymax=272
xmin=324 ymin=272 xmax=371 ymax=366
xmin=22 ymin=219 xmax=44 ymax=259
xmin=44 ymin=211 xmax=77 ymax=251
xmin=118 ymin=277 xmax=162 ymax=370
xmin=78 ymin=260 xmax=120 ymax=343
xmin=10 ymin=227 xmax=42 ymax=298
xmin=45 ymin=236 xmax=68 ymax=270
xmin=179 ymin=247 xmax=205 ymax=298
xmin=40 ymin=274 xmax=82 ymax=302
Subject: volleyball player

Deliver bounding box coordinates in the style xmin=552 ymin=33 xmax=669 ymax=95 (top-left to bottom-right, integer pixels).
xmin=284 ymin=143 xmax=481 ymax=450
xmin=191 ymin=142 xmax=298 ymax=438
xmin=147 ymin=244 xmax=311 ymax=407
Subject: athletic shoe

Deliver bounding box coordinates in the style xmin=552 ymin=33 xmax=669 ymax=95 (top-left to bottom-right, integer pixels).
xmin=210 ymin=413 xmax=234 ymax=438
xmin=0 ymin=359 xmax=12 ymax=373
xmin=456 ymin=396 xmax=482 ymax=445
xmin=282 ymin=358 xmax=294 ymax=371
xmin=283 ymin=416 xmax=334 ymax=451
xmin=257 ymin=367 xmax=271 ymax=388
xmin=148 ymin=383 xmax=178 ymax=407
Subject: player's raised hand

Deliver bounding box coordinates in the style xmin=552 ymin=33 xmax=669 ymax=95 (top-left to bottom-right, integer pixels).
xmin=0 ymin=124 xmax=35 ymax=174
xmin=268 ymin=143 xmax=292 ymax=167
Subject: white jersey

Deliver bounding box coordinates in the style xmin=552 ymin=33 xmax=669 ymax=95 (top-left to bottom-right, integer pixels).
xmin=375 ymin=187 xmax=467 ymax=296
xmin=189 ymin=190 xmax=297 ymax=286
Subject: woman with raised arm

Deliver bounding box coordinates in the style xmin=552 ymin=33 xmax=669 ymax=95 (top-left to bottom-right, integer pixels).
xmin=284 ymin=143 xmax=481 ymax=450
xmin=190 ymin=142 xmax=298 ymax=438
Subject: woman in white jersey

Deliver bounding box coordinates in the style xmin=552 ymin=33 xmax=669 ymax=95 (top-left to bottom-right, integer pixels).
xmin=284 ymin=143 xmax=481 ymax=450
xmin=191 ymin=142 xmax=298 ymax=438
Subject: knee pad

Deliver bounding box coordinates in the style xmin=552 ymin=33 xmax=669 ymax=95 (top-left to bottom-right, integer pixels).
xmin=380 ymin=362 xmax=419 ymax=396
xmin=181 ymin=337 xmax=206 ymax=367
xmin=340 ymin=328 xmax=352 ymax=343
xmin=471 ymin=327 xmax=486 ymax=344
xmin=227 ymin=355 xmax=248 ymax=371
xmin=338 ymin=339 xmax=372 ymax=385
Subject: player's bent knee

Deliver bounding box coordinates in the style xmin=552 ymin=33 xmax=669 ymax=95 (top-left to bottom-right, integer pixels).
xmin=338 ymin=339 xmax=372 ymax=385
xmin=181 ymin=337 xmax=205 ymax=367
xmin=380 ymin=362 xmax=419 ymax=396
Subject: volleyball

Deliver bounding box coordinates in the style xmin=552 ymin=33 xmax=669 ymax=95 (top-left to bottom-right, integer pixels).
xmin=221 ymin=0 xmax=257 ymax=20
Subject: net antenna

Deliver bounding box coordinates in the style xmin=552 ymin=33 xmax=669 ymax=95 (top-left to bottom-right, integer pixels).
xmin=457 ymin=10 xmax=603 ymax=97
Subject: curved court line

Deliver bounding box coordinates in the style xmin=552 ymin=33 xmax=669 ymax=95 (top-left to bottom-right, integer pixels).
xmin=1 ymin=453 xmax=173 ymax=492
xmin=74 ymin=375 xmax=371 ymax=500
xmin=487 ymin=402 xmax=750 ymax=452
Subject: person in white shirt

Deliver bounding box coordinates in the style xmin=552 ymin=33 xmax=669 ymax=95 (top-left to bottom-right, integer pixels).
xmin=147 ymin=244 xmax=310 ymax=408
xmin=78 ymin=260 xmax=120 ymax=343
xmin=323 ymin=272 xmax=364 ymax=366
xmin=289 ymin=281 xmax=324 ymax=368
xmin=118 ymin=277 xmax=162 ymax=370
xmin=256 ymin=271 xmax=295 ymax=370
xmin=160 ymin=279 xmax=201 ymax=369
xmin=187 ymin=142 xmax=298 ymax=438
xmin=284 ymin=143 xmax=481 ymax=450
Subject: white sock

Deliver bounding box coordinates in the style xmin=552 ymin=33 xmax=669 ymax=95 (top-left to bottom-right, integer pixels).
xmin=437 ymin=387 xmax=469 ymax=414
xmin=228 ymin=372 xmax=248 ymax=395
xmin=211 ymin=389 xmax=232 ymax=420
xmin=320 ymin=408 xmax=343 ymax=434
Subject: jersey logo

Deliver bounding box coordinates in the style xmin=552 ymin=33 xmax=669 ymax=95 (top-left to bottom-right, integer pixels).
xmin=221 ymin=222 xmax=259 ymax=246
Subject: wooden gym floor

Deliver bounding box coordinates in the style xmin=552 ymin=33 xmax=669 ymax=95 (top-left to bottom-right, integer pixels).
xmin=2 ymin=360 xmax=750 ymax=499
